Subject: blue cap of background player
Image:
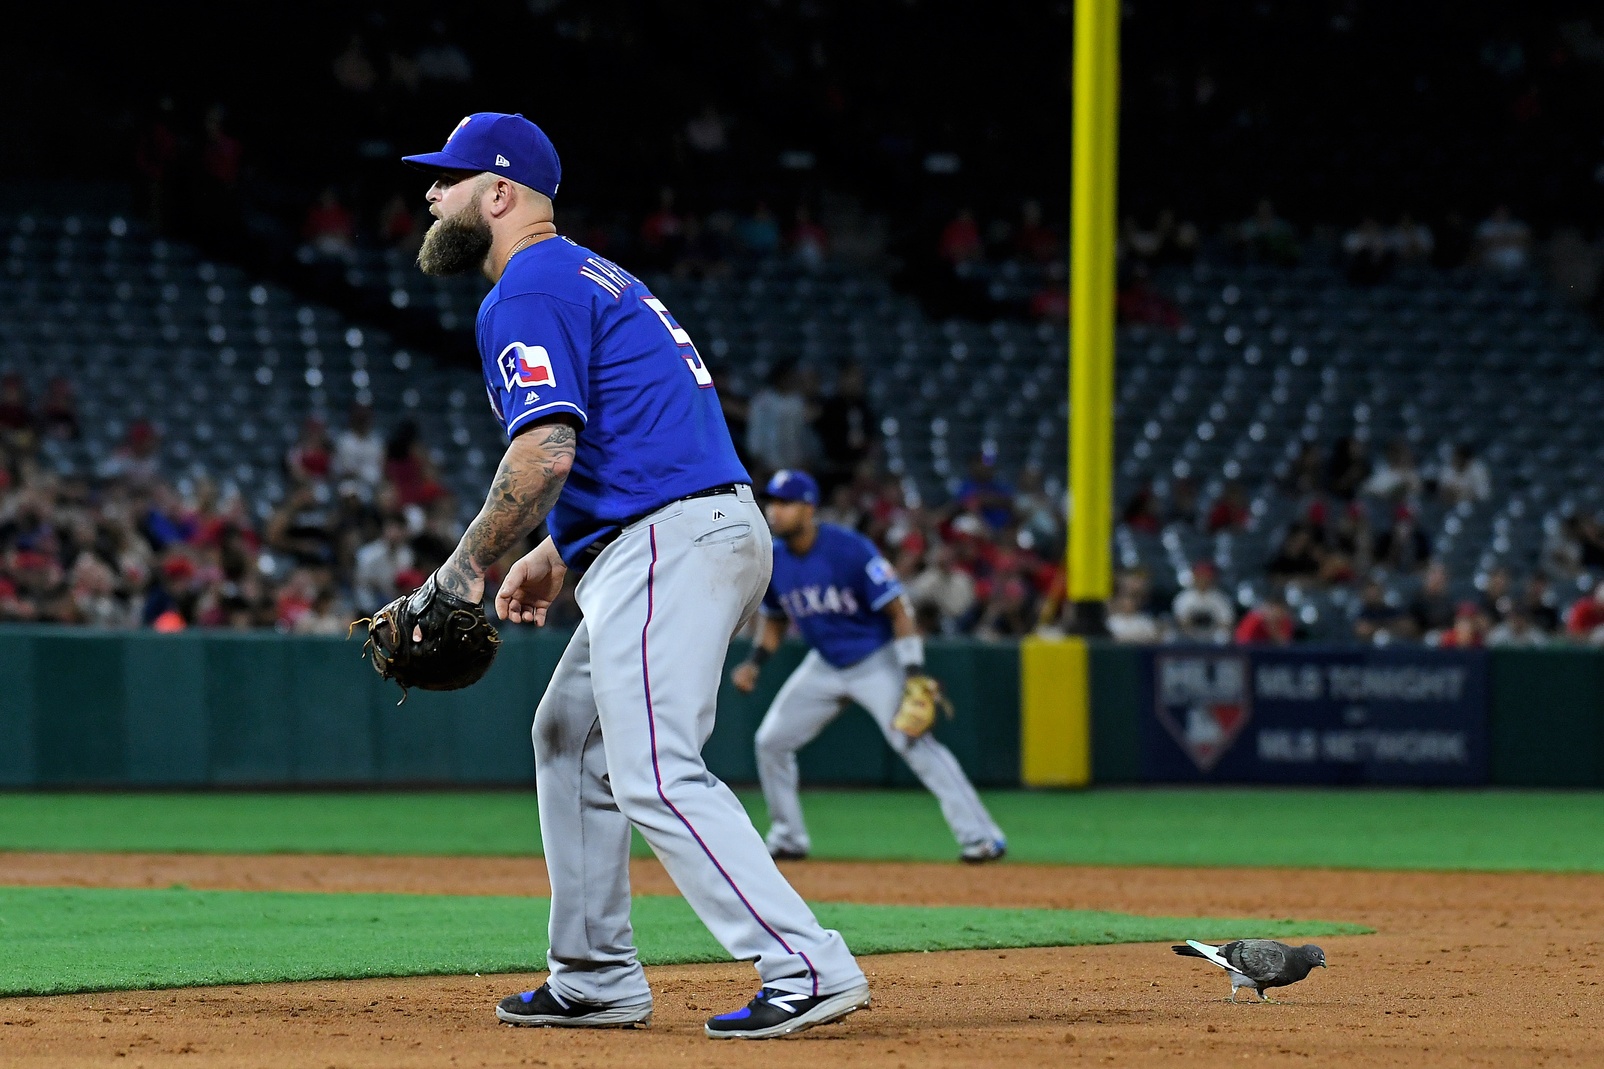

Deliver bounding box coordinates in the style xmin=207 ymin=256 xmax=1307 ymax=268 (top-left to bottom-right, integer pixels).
xmin=763 ymin=470 xmax=819 ymax=506
xmin=402 ymin=112 xmax=561 ymax=199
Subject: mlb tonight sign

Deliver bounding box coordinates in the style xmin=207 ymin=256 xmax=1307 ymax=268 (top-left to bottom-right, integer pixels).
xmin=1141 ymin=648 xmax=1489 ymax=785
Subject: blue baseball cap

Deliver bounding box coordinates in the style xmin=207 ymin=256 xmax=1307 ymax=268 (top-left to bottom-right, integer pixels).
xmin=764 ymin=470 xmax=819 ymax=506
xmin=402 ymin=112 xmax=562 ymax=199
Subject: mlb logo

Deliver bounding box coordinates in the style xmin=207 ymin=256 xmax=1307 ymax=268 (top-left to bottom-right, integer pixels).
xmin=497 ymin=342 xmax=556 ymax=391
xmin=1154 ymin=653 xmax=1252 ymax=773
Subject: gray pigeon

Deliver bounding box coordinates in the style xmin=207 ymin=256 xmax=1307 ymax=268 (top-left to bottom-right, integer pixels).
xmin=1171 ymin=939 xmax=1326 ymax=1002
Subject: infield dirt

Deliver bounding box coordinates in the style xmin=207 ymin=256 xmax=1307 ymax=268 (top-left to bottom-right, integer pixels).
xmin=2 ymin=853 xmax=1600 ymax=1067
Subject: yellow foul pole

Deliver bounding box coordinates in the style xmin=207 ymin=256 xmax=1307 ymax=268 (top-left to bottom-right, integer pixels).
xmin=1021 ymin=0 xmax=1116 ymax=787
xmin=1066 ymin=0 xmax=1118 ymax=630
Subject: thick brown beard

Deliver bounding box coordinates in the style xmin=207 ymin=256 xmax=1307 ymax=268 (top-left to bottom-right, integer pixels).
xmin=416 ymin=201 xmax=493 ymax=276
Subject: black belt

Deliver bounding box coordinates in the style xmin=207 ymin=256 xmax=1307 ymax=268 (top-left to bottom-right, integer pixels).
xmin=573 ymin=483 xmax=748 ymax=569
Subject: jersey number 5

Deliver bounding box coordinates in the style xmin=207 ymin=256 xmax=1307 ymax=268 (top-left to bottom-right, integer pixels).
xmin=642 ymin=296 xmax=714 ymax=387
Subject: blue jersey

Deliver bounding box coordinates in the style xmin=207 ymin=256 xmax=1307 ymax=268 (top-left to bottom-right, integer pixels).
xmin=477 ymin=236 xmax=749 ymax=564
xmin=761 ymin=523 xmax=904 ymax=669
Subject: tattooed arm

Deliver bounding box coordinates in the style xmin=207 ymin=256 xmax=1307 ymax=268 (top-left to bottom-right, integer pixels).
xmin=435 ymin=418 xmax=579 ymax=602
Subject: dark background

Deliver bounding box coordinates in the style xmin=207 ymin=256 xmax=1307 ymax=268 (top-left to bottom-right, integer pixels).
xmin=6 ymin=1 xmax=1601 ymax=254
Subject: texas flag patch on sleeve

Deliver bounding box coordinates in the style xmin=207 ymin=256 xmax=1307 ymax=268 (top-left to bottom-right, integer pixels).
xmin=497 ymin=342 xmax=556 ymax=390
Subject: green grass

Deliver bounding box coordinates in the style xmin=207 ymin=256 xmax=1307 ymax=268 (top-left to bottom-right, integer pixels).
xmin=0 ymin=886 xmax=1368 ymax=997
xmin=0 ymin=788 xmax=1600 ymax=871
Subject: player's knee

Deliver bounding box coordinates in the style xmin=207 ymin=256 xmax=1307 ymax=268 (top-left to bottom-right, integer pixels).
xmin=609 ymin=774 xmax=674 ymax=822
xmin=753 ymin=718 xmax=797 ymax=760
xmin=531 ymin=707 xmax=562 ymax=761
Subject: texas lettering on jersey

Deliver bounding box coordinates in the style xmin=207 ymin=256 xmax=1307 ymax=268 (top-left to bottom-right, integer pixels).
xmin=777 ymin=584 xmax=861 ymax=620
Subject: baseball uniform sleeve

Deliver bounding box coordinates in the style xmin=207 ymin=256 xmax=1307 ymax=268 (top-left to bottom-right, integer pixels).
xmin=853 ymin=535 xmax=904 ymax=612
xmin=760 ymin=581 xmax=788 ymax=619
xmin=479 ymin=293 xmax=591 ymax=438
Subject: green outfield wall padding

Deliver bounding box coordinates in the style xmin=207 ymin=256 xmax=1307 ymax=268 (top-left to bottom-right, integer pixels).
xmin=0 ymin=632 xmax=38 ymax=787
xmin=122 ymin=637 xmax=208 ymax=786
xmin=1489 ymin=648 xmax=1604 ymax=787
xmin=7 ymin=629 xmax=1601 ymax=789
xmin=0 ymin=629 xmax=1022 ymax=789
xmin=1089 ymin=641 xmax=1143 ymax=784
xmin=206 ymin=639 xmax=296 ymax=784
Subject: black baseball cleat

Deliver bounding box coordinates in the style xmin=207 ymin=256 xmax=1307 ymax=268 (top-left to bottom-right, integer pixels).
xmin=768 ymin=846 xmax=809 ymax=861
xmin=704 ymin=984 xmax=871 ymax=1039
xmin=496 ymin=983 xmax=652 ymax=1028
xmin=960 ymin=837 xmax=1007 ymax=864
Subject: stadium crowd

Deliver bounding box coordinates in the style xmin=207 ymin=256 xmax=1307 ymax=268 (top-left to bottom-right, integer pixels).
xmin=5 ymin=3 xmax=1603 ymax=643
xmin=0 ymin=384 xmax=465 ymax=633
xmin=1106 ymin=425 xmax=1604 ymax=649
xmin=6 ymin=347 xmax=1604 ymax=650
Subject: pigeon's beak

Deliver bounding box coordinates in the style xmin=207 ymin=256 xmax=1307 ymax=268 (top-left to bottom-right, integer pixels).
xmin=1320 ymin=963 xmax=1327 ymax=968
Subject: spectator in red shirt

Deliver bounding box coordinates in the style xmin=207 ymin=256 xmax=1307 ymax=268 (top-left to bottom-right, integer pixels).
xmin=0 ymin=373 xmax=36 ymax=459
xmin=274 ymin=568 xmax=319 ymax=631
xmin=1028 ymin=266 xmax=1069 ymax=322
xmin=200 ymin=104 xmax=242 ymax=189
xmin=379 ymin=193 xmax=420 ymax=251
xmin=938 ymin=208 xmax=983 ymax=265
xmin=287 ymin=417 xmax=333 ymax=482
xmin=383 ymin=420 xmax=445 ymax=508
xmin=1373 ymin=504 xmax=1432 ymax=573
xmin=39 ymin=376 xmax=78 ymax=440
xmin=975 ymin=575 xmax=1037 ymax=639
xmin=1235 ymin=591 xmax=1294 ymax=645
xmin=1116 ymin=266 xmax=1185 ymax=330
xmin=100 ymin=420 xmax=162 ymax=485
xmin=1121 ymin=481 xmax=1163 ymax=534
xmin=1014 ymin=199 xmax=1059 ymax=263
xmin=303 ymin=187 xmax=355 ymax=255
xmin=0 ymin=570 xmax=35 ymax=621
xmin=640 ymin=187 xmax=685 ymax=267
xmin=188 ymin=485 xmax=259 ymax=553
xmin=1564 ymin=582 xmax=1604 ymax=642
xmin=1205 ymin=479 xmax=1251 ymax=533
xmin=1437 ymin=602 xmax=1488 ymax=648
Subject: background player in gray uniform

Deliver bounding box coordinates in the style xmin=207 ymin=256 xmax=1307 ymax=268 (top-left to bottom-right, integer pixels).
xmin=732 ymin=470 xmax=1007 ymax=863
xmin=402 ymin=113 xmax=869 ymax=1040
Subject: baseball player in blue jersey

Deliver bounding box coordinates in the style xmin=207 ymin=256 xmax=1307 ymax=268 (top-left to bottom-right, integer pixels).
xmin=403 ymin=113 xmax=868 ymax=1039
xmin=733 ymin=470 xmax=1007 ymax=863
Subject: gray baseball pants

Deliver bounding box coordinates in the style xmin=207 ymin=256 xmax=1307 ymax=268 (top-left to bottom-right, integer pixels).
xmin=755 ymin=645 xmax=1004 ymax=856
xmin=533 ymin=486 xmax=865 ymax=1008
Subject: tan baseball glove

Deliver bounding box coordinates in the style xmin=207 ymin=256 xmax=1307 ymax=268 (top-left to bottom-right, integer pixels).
xmin=891 ymin=673 xmax=953 ymax=738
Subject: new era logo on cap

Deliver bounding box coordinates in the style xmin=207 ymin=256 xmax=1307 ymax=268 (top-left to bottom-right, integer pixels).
xmin=495 ymin=154 xmax=510 ymax=167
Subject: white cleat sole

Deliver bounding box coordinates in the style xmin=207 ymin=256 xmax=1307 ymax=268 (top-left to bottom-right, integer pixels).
xmin=496 ymin=1005 xmax=653 ymax=1028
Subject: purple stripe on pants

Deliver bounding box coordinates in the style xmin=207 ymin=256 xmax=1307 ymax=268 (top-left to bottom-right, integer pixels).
xmin=639 ymin=523 xmax=818 ymax=996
